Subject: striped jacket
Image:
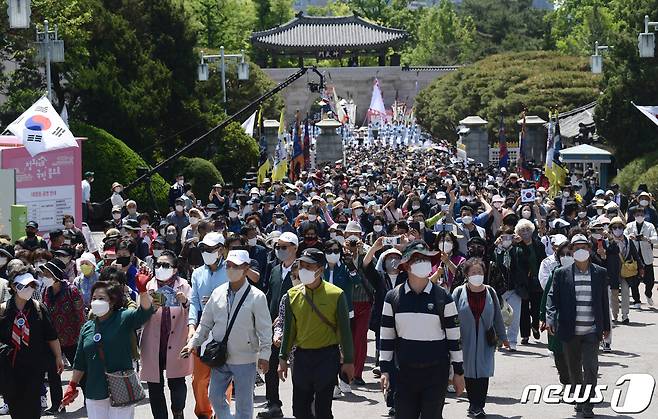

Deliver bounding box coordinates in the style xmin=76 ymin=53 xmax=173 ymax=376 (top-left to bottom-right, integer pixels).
xmin=379 ymin=281 xmax=463 ymax=375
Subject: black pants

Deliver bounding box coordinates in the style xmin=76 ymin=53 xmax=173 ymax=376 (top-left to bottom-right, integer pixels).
xmin=291 ymin=346 xmax=340 ymax=419
xmin=642 ymin=265 xmax=654 ymax=299
xmin=6 ymin=368 xmax=44 ymax=419
xmin=520 ymin=290 xmax=542 ymax=338
xmin=563 ymin=333 xmax=599 ymax=408
xmin=554 ymin=351 xmax=571 ymax=385
xmin=45 ymin=345 xmax=79 ymax=409
xmin=465 ymin=377 xmax=489 ymax=411
xmin=147 ymin=368 xmax=187 ymax=419
xmin=395 ymin=361 xmax=450 ymax=419
xmin=265 ymin=343 xmax=282 ymax=407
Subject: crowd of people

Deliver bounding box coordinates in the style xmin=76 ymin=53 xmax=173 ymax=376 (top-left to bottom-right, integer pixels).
xmin=0 ymin=142 xmax=656 ymax=419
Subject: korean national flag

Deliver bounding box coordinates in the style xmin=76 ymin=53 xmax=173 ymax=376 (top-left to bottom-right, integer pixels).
xmin=6 ymin=96 xmax=78 ymax=156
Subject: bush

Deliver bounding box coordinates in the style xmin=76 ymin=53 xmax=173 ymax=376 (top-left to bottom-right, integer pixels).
xmin=211 ymin=122 xmax=259 ymax=185
xmin=415 ymin=51 xmax=601 ymax=142
xmin=72 ymin=121 xmax=169 ymax=212
xmin=172 ymin=157 xmax=224 ymax=203
xmin=613 ymin=151 xmax=658 ymax=195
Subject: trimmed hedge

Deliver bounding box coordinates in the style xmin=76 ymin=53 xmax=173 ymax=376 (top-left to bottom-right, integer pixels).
xmin=72 ymin=121 xmax=169 ymax=212
xmin=172 ymin=156 xmax=224 ymax=204
xmin=613 ymin=151 xmax=658 ymax=195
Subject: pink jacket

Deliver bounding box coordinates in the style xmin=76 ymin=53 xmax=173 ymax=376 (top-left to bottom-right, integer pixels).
xmin=140 ymin=277 xmax=193 ymax=383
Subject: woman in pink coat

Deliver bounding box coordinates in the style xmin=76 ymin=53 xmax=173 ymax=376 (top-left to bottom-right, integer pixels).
xmin=140 ymin=251 xmax=193 ymax=419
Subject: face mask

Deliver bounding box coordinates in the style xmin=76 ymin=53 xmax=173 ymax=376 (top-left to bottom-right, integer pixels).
xmin=155 ymin=267 xmax=174 ymax=281
xmin=430 ymin=199 xmax=437 ymax=205
xmin=90 ymin=299 xmax=110 ymax=317
xmin=166 ymin=233 xmax=177 ymax=241
xmin=329 ymin=232 xmax=337 ymax=240
xmin=116 ymin=256 xmax=131 ymax=267
xmin=412 ymin=204 xmax=421 ymax=211
xmin=276 ymin=248 xmax=291 ymax=262
xmin=578 ymin=212 xmax=586 ymax=219
xmin=299 ymin=268 xmax=317 ymax=285
xmin=635 ymin=215 xmax=645 ymax=223
xmin=226 ymin=268 xmax=244 ymax=282
xmin=327 ymin=197 xmax=334 ymax=204
xmin=229 ymin=211 xmax=238 ymax=219
xmin=596 ymin=209 xmax=603 ymax=215
xmin=354 ymin=209 xmax=363 ymax=217
xmin=437 ymin=200 xmax=446 ymax=206
xmin=560 ymin=256 xmax=574 ymax=267
xmin=141 ymin=224 xmax=149 ymax=232
xmin=336 ymin=236 xmax=345 ymax=245
xmin=64 ymin=222 xmax=74 ymax=229
xmin=0 ymin=257 xmax=7 ymax=267
xmin=469 ymin=185 xmax=477 ymax=192
xmin=175 ymin=205 xmax=184 ymax=213
xmin=591 ymin=233 xmax=602 ymax=240
xmin=439 ymin=242 xmax=453 ymax=253
xmin=112 ymin=213 xmax=121 ymax=220
xmin=114 ymin=188 xmax=123 ymax=194
xmin=418 ymin=221 xmax=425 ymax=230
xmin=461 ymin=215 xmax=473 ymax=225
xmin=17 ymin=286 xmax=34 ymax=300
xmin=189 ymin=217 xmax=200 ymax=226
xmin=247 ymin=237 xmax=257 ymax=246
xmin=202 ymin=251 xmax=219 ymax=266
xmin=522 ymin=210 xmax=532 ymax=219
xmin=325 ymin=253 xmax=340 ymax=264
xmin=274 ymin=217 xmax=284 ymax=226
xmin=468 ymin=274 xmax=484 ymax=286
xmin=80 ymin=264 xmax=94 ymax=276
xmin=612 ymin=228 xmax=624 ymax=237
xmin=493 ymin=202 xmax=502 ymax=210
xmin=128 ymin=209 xmax=137 ymax=215
xmin=41 ymin=276 xmax=55 ymax=287
xmin=573 ymin=249 xmax=590 ymax=262
xmin=308 ymin=214 xmax=317 ymax=222
xmin=373 ymin=225 xmax=383 ymax=233
xmin=502 ymin=239 xmax=512 ymax=249
xmin=153 ymin=249 xmax=164 ymax=258
xmin=410 ymin=260 xmax=432 ymax=277
xmin=360 ymin=193 xmax=367 ymax=198
xmin=639 ymin=200 xmax=649 ymax=207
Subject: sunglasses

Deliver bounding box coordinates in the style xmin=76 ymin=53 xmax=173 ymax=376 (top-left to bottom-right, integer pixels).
xmin=154 ymin=262 xmax=173 ymax=269
xmin=326 ymin=249 xmax=341 ymax=254
xmin=199 ymin=245 xmax=222 ymax=253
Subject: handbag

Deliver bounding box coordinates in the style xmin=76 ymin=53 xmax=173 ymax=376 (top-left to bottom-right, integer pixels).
xmin=619 ymin=252 xmax=638 ymax=278
xmin=94 ymin=321 xmax=145 ymax=407
xmin=200 ymin=285 xmax=251 ymax=368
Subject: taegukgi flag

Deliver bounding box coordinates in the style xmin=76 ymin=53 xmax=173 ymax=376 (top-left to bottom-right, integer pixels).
xmin=632 ymin=102 xmax=658 ymax=127
xmin=6 ymin=96 xmax=78 ymax=156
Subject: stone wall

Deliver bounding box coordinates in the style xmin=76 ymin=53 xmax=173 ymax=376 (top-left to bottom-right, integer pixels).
xmin=262 ymin=66 xmax=457 ymax=124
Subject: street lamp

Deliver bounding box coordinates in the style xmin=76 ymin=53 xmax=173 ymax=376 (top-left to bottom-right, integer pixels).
xmin=33 ymin=19 xmax=65 ymax=101
xmin=197 ymin=46 xmax=250 ymax=111
xmin=638 ymin=15 xmax=658 ymax=58
xmin=7 ymin=0 xmax=31 ymax=28
xmin=590 ymin=41 xmax=609 ymax=74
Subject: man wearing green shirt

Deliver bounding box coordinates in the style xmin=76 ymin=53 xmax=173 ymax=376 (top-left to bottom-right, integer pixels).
xmin=278 ymin=248 xmax=354 ymax=419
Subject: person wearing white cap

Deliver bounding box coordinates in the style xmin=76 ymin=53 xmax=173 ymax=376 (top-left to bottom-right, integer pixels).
xmin=538 ymin=234 xmax=568 ymax=290
xmin=187 ymin=231 xmax=228 ymax=419
xmin=0 ymin=270 xmax=63 ymax=418
xmin=182 ymin=249 xmax=272 ymax=419
xmin=546 ymin=233 xmax=611 ymax=418
xmin=259 ymin=232 xmax=298 ymax=418
xmin=625 ymin=205 xmax=658 ymax=307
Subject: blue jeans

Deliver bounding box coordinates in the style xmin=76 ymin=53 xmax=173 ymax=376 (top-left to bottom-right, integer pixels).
xmin=209 ymin=363 xmax=257 ymax=419
xmin=503 ymin=290 xmax=522 ymax=346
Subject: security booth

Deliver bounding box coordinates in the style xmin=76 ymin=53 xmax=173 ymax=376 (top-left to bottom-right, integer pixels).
xmin=558 ymin=144 xmax=613 ymax=187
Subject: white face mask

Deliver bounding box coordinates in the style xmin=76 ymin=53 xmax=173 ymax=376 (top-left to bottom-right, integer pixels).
xmin=354 ymin=208 xmax=363 ymax=217
xmin=226 ymin=268 xmax=244 ymax=283
xmin=373 ymin=225 xmax=383 ymax=233
xmin=41 ymin=276 xmax=55 ymax=287
xmin=336 ymin=236 xmax=345 ymax=245
xmin=502 ymin=239 xmax=512 ymax=249
xmin=17 ymin=285 xmax=34 ymax=300
xmin=493 ymin=202 xmax=502 ymax=210
xmin=560 ymin=256 xmax=574 ymax=267
xmin=155 ymin=267 xmax=174 ymax=281
xmin=522 ymin=210 xmax=532 ymax=219
xmin=612 ymin=228 xmax=624 ymax=237
xmin=635 ymin=215 xmax=645 ymax=223
xmin=112 ymin=213 xmax=121 ymax=220
xmin=325 ymin=253 xmax=340 ymax=264
xmin=189 ymin=217 xmax=200 ymax=226
xmin=229 ymin=211 xmax=238 ymax=219
xmin=175 ymin=205 xmax=184 ymax=212
xmin=439 ymin=241 xmax=453 ymax=253
xmin=247 ymin=237 xmax=257 ymax=246
xmin=308 ymin=214 xmax=317 ymax=222
xmin=591 ymin=233 xmax=602 ymax=240
xmin=202 ymin=251 xmax=219 ymax=266
xmin=573 ymin=249 xmax=590 ymax=262
xmin=596 ymin=209 xmax=603 ymax=215
xmin=461 ymin=215 xmax=473 ymax=225
xmin=409 ymin=260 xmax=432 ymax=278
xmin=0 ymin=257 xmax=7 ymax=267
xmin=91 ymin=299 xmax=110 ymax=317
xmin=578 ymin=212 xmax=587 ymax=219
xmin=418 ymin=221 xmax=425 ymax=230
xmin=298 ymin=268 xmax=317 ymax=285
xmin=467 ymin=274 xmax=484 ymax=286
xmin=329 ymin=232 xmax=337 ymax=240
xmin=412 ymin=204 xmax=421 ymax=211
xmin=639 ymin=199 xmax=649 ymax=207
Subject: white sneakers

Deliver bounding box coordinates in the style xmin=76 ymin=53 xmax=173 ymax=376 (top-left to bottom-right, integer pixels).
xmin=338 ymin=379 xmax=352 ymax=394
xmin=633 ymin=303 xmax=642 ymax=309
xmin=0 ymin=403 xmax=9 ymax=414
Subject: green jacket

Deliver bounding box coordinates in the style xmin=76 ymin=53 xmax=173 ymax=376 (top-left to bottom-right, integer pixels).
xmin=539 ymin=272 xmax=562 ymax=355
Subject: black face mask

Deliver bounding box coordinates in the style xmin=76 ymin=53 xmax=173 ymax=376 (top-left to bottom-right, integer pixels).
xmin=116 ymin=256 xmax=131 ymax=267
xmin=468 ymin=248 xmax=485 ymax=258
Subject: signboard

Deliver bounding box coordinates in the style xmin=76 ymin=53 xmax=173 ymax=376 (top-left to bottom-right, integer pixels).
xmin=0 ymin=169 xmax=16 ymax=237
xmin=0 ymin=139 xmax=82 ymax=234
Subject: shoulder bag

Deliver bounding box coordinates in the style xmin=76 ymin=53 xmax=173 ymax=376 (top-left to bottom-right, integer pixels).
xmin=200 ymin=285 xmax=251 ymax=368
xmin=619 ymin=250 xmax=638 ymax=279
xmin=94 ymin=320 xmax=145 ymax=407
xmin=301 ymin=291 xmax=337 ymax=333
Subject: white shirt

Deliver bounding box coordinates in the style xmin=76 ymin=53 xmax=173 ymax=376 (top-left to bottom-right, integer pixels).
xmin=81 ymin=180 xmax=91 ymax=203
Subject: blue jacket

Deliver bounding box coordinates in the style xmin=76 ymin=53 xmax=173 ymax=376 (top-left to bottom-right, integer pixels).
xmin=546 ymin=263 xmax=611 ymax=342
xmin=324 ymin=262 xmax=355 ymax=314
xmin=453 ymin=285 xmax=507 ymax=378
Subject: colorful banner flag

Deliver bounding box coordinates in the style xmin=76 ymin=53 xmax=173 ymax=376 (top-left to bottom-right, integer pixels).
xmin=241 ymin=110 xmax=257 ymax=137
xmin=256 ymin=108 xmax=271 ymax=185
xmin=6 ymin=96 xmax=78 ymax=156
xmin=289 ymin=111 xmax=304 ymax=180
xmin=632 ymin=102 xmax=658 ymax=127
xmin=545 ymin=110 xmax=555 ymax=169
xmin=272 ymin=109 xmax=288 ymax=181
xmin=303 ymin=119 xmax=311 ymax=170
xmin=498 ymin=112 xmax=509 ymax=168
xmin=517 ymin=109 xmax=531 ymax=179
xmin=367 ymin=78 xmax=386 ymax=124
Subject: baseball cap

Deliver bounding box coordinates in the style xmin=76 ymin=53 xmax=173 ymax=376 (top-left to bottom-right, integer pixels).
xmin=226 ymin=250 xmax=250 ymax=266
xmin=279 ymin=232 xmax=299 ymax=247
xmin=42 ymin=259 xmax=66 ymax=281
xmin=298 ymin=248 xmax=325 ymax=265
xmin=550 ymin=234 xmax=569 ymax=246
xmin=201 ymin=232 xmax=225 ymax=247
xmin=570 ymin=234 xmax=590 ymax=245
xmin=26 ymin=221 xmax=39 ymax=229
xmin=13 ymin=272 xmax=37 ymax=287
xmin=399 ymin=240 xmax=438 ymax=264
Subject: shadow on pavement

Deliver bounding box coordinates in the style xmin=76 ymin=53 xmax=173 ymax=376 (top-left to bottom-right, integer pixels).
xmin=499 ymin=349 xmax=549 ymax=358
xmin=340 ymin=392 xmax=379 ymax=405
xmin=485 ymin=395 xmax=519 ymax=405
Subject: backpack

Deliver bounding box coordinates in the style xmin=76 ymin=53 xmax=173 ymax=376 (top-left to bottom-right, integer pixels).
xmin=388 ymin=282 xmax=448 ymax=332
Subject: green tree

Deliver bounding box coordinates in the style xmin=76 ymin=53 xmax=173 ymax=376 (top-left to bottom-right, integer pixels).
xmin=549 ymin=0 xmax=616 ymax=55
xmin=307 ymin=0 xmax=352 ymax=16
xmin=211 ymin=122 xmax=259 ymax=185
xmin=415 ymin=51 xmax=601 ymax=142
xmin=185 ymin=0 xmax=257 ymax=51
xmin=407 ymin=0 xmax=477 ymax=65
